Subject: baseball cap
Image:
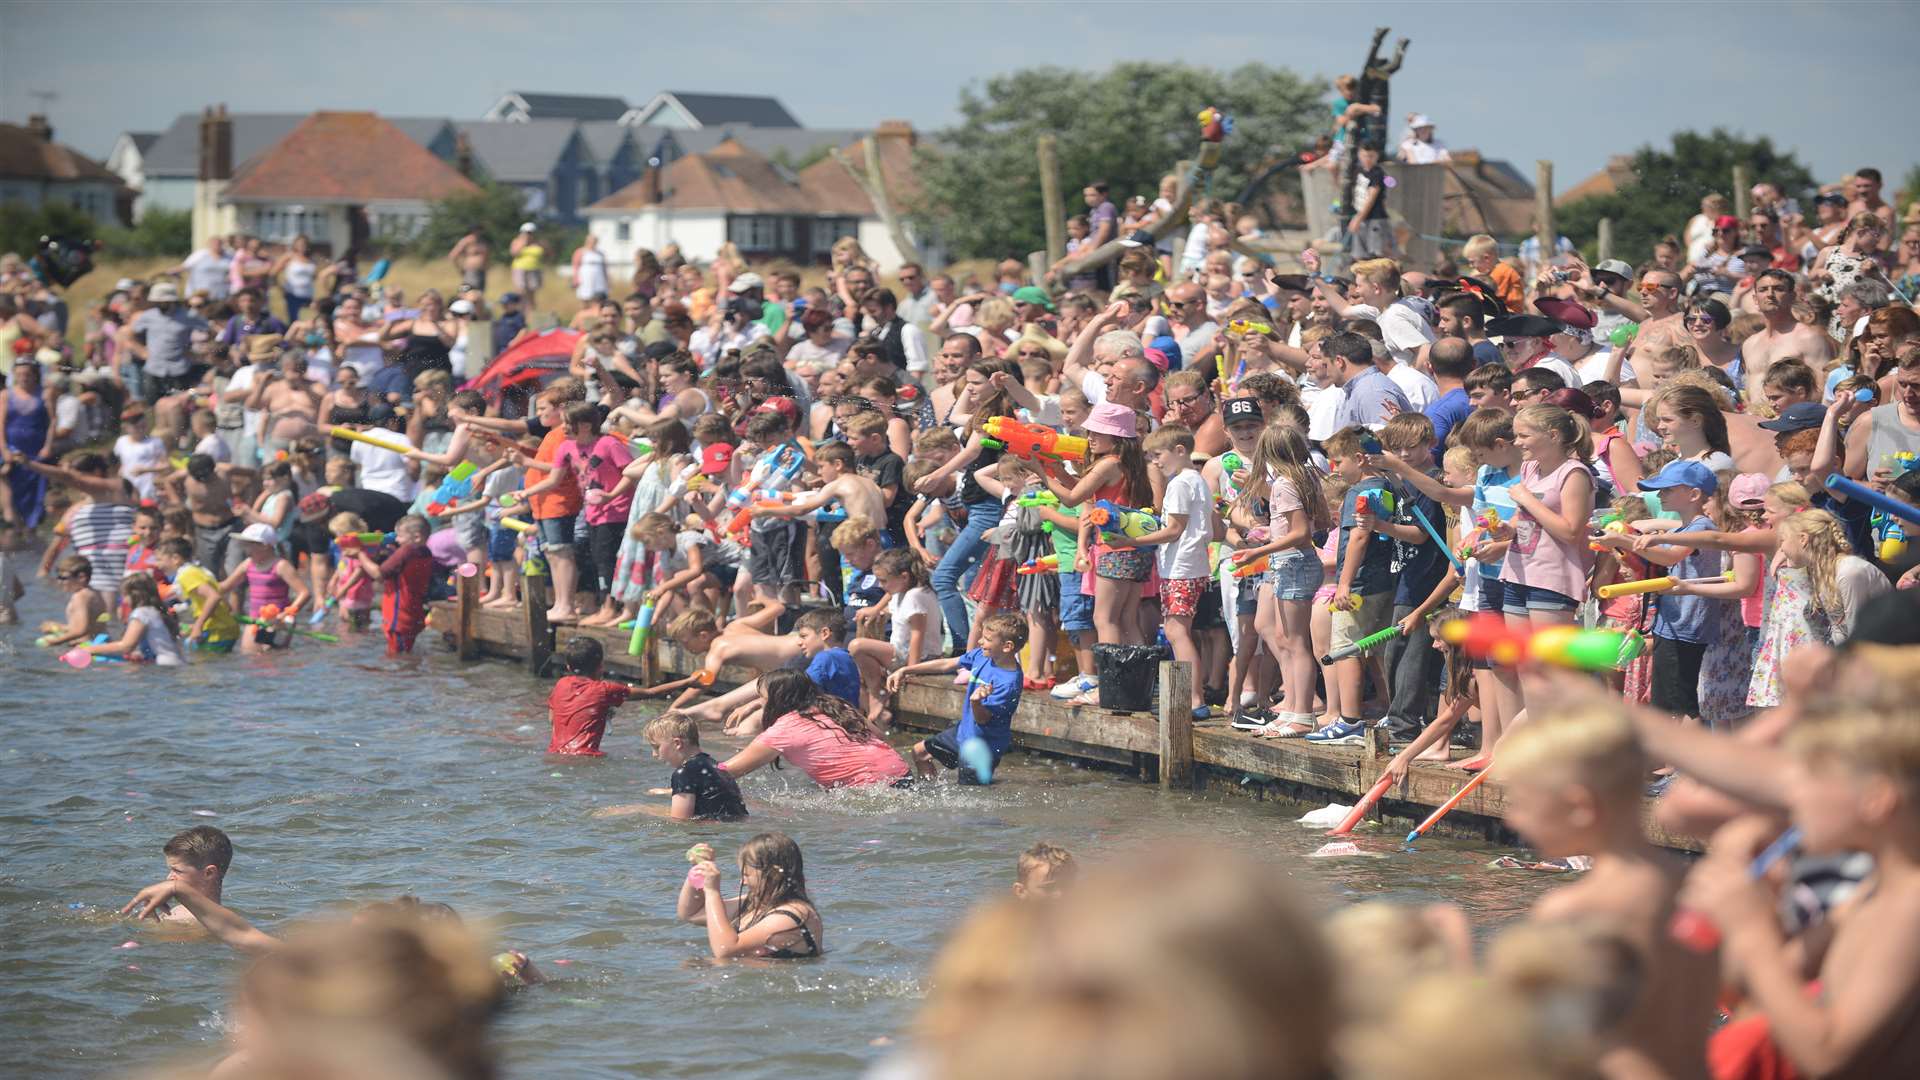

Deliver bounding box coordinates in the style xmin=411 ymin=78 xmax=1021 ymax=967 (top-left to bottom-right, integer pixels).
xmin=1757 ymin=401 xmax=1827 ymax=432
xmin=1727 ymin=472 xmax=1770 ymax=510
xmin=237 ymin=522 xmax=279 ymax=546
xmin=727 ymin=272 xmax=764 ymax=293
xmin=1011 ymin=285 xmax=1056 ymax=312
xmin=1221 ymin=397 xmax=1263 ymax=427
xmin=1714 ymin=214 xmax=1740 ymax=230
xmin=1592 ymin=259 xmax=1634 ymax=282
xmin=449 ymin=299 xmax=475 ymax=316
xmin=1148 ymin=335 xmax=1183 ymax=369
xmin=1638 ymin=459 xmax=1719 ymax=496
xmin=752 ymin=396 xmax=799 ymax=425
xmin=642 ymin=340 xmax=677 ymax=361
xmin=519 ymin=222 xmax=536 ymax=233
xmin=149 ymin=282 xmax=180 ymax=302
xmin=701 ymin=442 xmax=735 ymax=475
xmin=497 ymin=292 xmax=522 ymax=304
xmin=1409 ymin=114 xmax=1434 ymax=128
xmin=1738 ymin=245 xmax=1772 ymax=261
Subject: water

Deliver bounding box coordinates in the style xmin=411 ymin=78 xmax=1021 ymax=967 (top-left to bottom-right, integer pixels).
xmin=0 ymin=586 xmax=1552 ymax=1079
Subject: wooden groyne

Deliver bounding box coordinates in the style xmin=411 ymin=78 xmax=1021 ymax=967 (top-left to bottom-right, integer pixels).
xmin=433 ymin=577 xmax=1694 ymax=848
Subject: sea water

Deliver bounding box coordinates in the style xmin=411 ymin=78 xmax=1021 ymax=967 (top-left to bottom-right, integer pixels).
xmin=0 ymin=586 xmax=1551 ymax=1078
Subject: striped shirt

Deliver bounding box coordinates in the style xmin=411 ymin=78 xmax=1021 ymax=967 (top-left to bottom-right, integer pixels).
xmin=60 ymin=501 xmax=138 ymax=601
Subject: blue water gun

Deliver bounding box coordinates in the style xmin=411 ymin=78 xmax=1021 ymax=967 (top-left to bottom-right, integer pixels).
xmin=1086 ymin=499 xmax=1160 ymax=543
xmin=426 ymin=461 xmax=480 ymax=517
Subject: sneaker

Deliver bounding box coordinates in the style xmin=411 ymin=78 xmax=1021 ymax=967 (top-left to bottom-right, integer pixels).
xmin=1231 ymin=712 xmax=1273 ymax=731
xmin=1050 ymin=675 xmax=1098 ymax=700
xmin=1305 ymin=720 xmax=1368 ymax=746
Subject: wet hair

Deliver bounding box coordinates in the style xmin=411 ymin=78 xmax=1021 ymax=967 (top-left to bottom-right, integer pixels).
xmin=735 ymin=832 xmax=813 ymax=927
xmin=642 ymin=711 xmax=700 ymax=748
xmin=55 ymin=553 xmax=92 ymax=582
xmin=794 ymin=607 xmax=847 ymax=643
xmin=157 ymin=537 xmax=194 ymax=562
xmin=122 ymin=572 xmax=178 ymax=639
xmin=164 ymin=825 xmax=233 ymax=874
xmin=1016 ymin=842 xmax=1077 ymax=887
xmin=830 ymin=513 xmax=881 ymax=551
xmin=560 ymin=635 xmax=604 ymax=676
xmin=666 ymin=607 xmax=718 ymax=642
xmin=816 ymin=441 xmax=855 ymax=470
xmin=757 ymin=668 xmax=873 ymax=741
xmin=980 ymin=610 xmax=1030 ymax=649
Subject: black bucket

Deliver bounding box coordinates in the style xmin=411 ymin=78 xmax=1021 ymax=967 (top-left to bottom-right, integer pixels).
xmin=1095 ymin=643 xmax=1162 ymax=712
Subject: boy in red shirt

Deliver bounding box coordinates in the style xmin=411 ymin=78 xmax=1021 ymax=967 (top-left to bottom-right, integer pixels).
xmin=547 ymin=636 xmax=630 ymax=755
xmin=352 ymin=514 xmax=433 ymax=655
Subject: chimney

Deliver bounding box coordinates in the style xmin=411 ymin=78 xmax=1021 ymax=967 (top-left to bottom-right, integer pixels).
xmin=454 ymin=131 xmax=476 ymax=178
xmin=875 ymin=120 xmax=915 ymax=148
xmin=646 ymin=155 xmax=664 ymax=204
xmin=199 ymin=104 xmax=232 ymax=182
xmin=25 ymin=114 xmax=52 ymax=142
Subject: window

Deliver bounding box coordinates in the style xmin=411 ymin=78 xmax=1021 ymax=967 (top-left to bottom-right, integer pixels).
xmin=809 ymin=217 xmax=858 ymax=254
xmin=727 ymin=214 xmax=781 ymax=253
xmin=614 ymin=220 xmax=631 ymax=242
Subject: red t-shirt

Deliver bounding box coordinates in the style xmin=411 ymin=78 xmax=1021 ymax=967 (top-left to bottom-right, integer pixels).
xmin=547 ymin=676 xmax=630 ymax=755
xmin=378 ymin=542 xmax=433 ymax=636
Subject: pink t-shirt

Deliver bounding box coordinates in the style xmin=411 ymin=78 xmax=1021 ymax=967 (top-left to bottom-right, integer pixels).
xmin=1503 ymin=457 xmax=1593 ymax=602
xmin=756 ymin=710 xmax=910 ymax=788
xmin=559 ymin=435 xmax=635 ymax=527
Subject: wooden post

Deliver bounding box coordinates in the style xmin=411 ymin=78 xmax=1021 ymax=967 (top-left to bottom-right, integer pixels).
xmin=1534 ymin=160 xmax=1554 ymax=265
xmin=522 ymin=572 xmax=552 ymax=677
xmin=1156 ymin=660 xmax=1194 ymax=791
xmin=1597 ymin=217 xmax=1615 ymax=263
xmin=1732 ymin=165 xmax=1751 ymax=222
xmin=455 ymin=568 xmax=479 ymax=662
xmin=1037 ymin=134 xmax=1065 ymax=268
xmin=831 ymin=136 xmax=920 ymax=266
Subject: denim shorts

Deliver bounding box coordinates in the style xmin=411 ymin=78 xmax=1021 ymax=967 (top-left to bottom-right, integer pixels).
xmin=535 ymin=514 xmax=576 ymax=552
xmin=1058 ymin=569 xmax=1095 ymax=631
xmin=1262 ymin=549 xmax=1324 ymax=602
xmin=1500 ymin=580 xmax=1579 ymax=616
xmin=487 ymin=524 xmax=517 ymax=562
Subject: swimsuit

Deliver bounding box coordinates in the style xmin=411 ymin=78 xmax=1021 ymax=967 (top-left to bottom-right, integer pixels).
xmin=735 ymin=907 xmax=820 ymax=959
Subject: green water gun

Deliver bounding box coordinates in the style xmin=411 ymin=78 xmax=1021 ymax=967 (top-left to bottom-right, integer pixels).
xmin=1017 ymin=490 xmax=1060 ymax=508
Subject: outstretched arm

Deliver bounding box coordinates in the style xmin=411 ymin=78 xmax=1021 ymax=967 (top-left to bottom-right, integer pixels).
xmin=121 ymin=880 xmax=279 ymax=954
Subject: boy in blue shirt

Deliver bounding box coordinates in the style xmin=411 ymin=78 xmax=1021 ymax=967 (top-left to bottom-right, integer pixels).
xmin=888 ymin=610 xmax=1026 ymax=783
xmin=793 ymin=608 xmax=861 ymax=708
xmin=1310 ymin=426 xmax=1399 ymax=745
xmin=1631 ymin=460 xmax=1722 ymax=723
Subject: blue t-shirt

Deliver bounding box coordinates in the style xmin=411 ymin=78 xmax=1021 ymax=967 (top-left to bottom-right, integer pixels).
xmin=1471 ymin=464 xmax=1520 ymax=579
xmin=806 ymin=647 xmax=862 ymax=707
xmin=1423 ymin=388 xmax=1471 ymax=465
xmin=1812 ymin=490 xmax=1875 ymax=559
xmin=1651 ymin=516 xmax=1721 ymax=644
xmin=1336 ymin=478 xmax=1396 ymax=596
xmin=954 ymin=648 xmax=1024 ymax=753
xmin=841 ymin=563 xmax=885 ymax=627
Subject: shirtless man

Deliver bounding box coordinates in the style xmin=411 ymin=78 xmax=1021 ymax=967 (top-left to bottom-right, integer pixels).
xmin=1741 ymin=268 xmax=1833 ymax=404
xmin=448 ymin=229 xmax=491 ymax=293
xmin=247 ymin=351 xmax=324 ymax=460
xmin=644 ymin=606 xmax=802 ymax=732
xmin=753 ymin=443 xmax=884 ymax=534
xmin=182 ymin=453 xmax=242 ymax=576
xmin=930 ymin=333 xmax=979 ymax=424
xmin=1627 ymin=269 xmax=1687 ymax=356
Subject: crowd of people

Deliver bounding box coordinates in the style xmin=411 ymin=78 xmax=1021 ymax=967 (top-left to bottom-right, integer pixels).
xmin=7 ymin=104 xmax=1920 ymax=1077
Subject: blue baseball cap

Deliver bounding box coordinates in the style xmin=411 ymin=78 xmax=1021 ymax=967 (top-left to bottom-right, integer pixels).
xmin=1637 ymin=459 xmax=1718 ymax=496
xmin=1757 ymin=401 xmax=1826 ymax=433
xmin=1149 ymin=334 xmax=1182 ymax=368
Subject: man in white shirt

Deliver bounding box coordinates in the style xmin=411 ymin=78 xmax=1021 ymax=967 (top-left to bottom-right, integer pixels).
xmin=171 ymin=237 xmax=232 ymax=301
xmin=348 ymin=415 xmax=418 ymax=501
xmin=894 ymin=263 xmax=937 ymax=330
xmin=1309 ymin=255 xmax=1438 ymax=409
xmin=1397 ymin=115 xmax=1450 ymax=165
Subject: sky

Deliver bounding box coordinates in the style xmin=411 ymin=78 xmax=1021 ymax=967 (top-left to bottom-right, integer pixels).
xmin=6 ymin=1 xmax=1918 ymax=199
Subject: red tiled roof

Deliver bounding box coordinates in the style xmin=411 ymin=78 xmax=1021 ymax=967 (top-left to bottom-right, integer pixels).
xmin=224 ymin=111 xmax=478 ymax=203
xmin=588 ymin=129 xmax=924 ymax=218
xmin=0 ymin=123 xmax=121 ymax=183
xmin=796 ymin=131 xmax=922 ymax=216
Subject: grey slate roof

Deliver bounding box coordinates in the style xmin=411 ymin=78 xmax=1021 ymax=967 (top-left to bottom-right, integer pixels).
xmin=656 ymin=92 xmax=799 ymax=128
xmin=578 ymin=121 xmax=637 ymax=165
xmin=453 ymin=119 xmax=581 ymax=183
xmin=509 ymin=92 xmax=630 ymax=121
xmin=669 ymin=126 xmax=864 ymax=162
xmin=142 ymin=113 xmax=305 ymax=177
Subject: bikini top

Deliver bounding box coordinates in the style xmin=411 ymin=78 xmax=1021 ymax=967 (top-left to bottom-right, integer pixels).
xmin=735 ymin=906 xmax=820 ymax=959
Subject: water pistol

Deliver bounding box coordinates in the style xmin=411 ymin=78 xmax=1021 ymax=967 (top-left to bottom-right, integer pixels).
xmin=1825 ymin=473 xmax=1920 ymax=529
xmin=1086 ymin=500 xmax=1160 ymax=543
xmin=980 ymin=417 xmax=1089 ymax=463
xmin=1880 ymin=516 xmax=1909 ymax=561
xmin=1015 ymin=555 xmax=1060 ymax=575
xmin=336 ymin=531 xmax=397 ymax=549
xmin=1016 ymin=490 xmax=1061 ymax=509
xmin=1321 ymin=622 xmax=1406 ymax=665
xmin=1226 ymin=319 xmax=1273 ymax=336
xmin=1594 ymin=569 xmax=1735 ymax=600
xmin=1354 ymin=489 xmax=1397 ymax=535
xmin=627 ymin=598 xmax=656 ymax=657
xmin=1230 ymin=553 xmax=1269 ymax=578
xmin=424 ymin=460 xmax=479 ymax=517
xmin=1197 ymin=106 xmax=1234 ymax=142
xmin=1588 ymin=509 xmax=1628 ymax=552
xmin=1435 ymin=614 xmax=1647 ymax=671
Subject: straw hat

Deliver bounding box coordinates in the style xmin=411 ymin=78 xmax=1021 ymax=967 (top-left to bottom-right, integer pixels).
xmin=1011 ymin=323 xmax=1068 ymax=364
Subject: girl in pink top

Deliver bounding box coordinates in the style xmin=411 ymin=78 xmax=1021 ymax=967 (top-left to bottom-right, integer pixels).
xmin=1502 ymin=404 xmax=1596 ymax=708
xmin=719 ymin=670 xmax=910 ymax=789
xmin=218 ymin=524 xmax=309 ymax=654
xmin=565 ymin=425 xmax=636 ymax=625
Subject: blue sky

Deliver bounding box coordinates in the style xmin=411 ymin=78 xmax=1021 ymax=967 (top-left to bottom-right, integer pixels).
xmin=6 ymin=1 xmax=1917 ymax=199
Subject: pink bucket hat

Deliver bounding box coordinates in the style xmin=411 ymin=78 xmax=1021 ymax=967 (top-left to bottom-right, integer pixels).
xmin=1083 ymin=402 xmax=1139 ymax=439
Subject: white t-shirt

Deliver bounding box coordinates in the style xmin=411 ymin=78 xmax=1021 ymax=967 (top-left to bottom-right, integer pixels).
xmin=223 ymin=363 xmax=271 ymax=444
xmin=113 ymin=434 xmax=167 ymax=500
xmin=182 ymin=249 xmax=232 ymax=299
xmin=350 ymin=431 xmax=417 ymax=501
xmin=195 ymin=432 xmax=232 ymax=464
xmin=888 ymin=585 xmax=942 ymax=664
xmin=1576 ymin=347 xmax=1634 ymax=387
xmin=1157 ymin=469 xmax=1214 ymax=580
xmin=1385 ymin=361 xmax=1440 ymax=411
xmin=54 ymin=394 xmax=90 ymax=444
xmin=1301 ymin=384 xmax=1343 ymax=442
xmin=130 ymin=606 xmax=185 ymax=666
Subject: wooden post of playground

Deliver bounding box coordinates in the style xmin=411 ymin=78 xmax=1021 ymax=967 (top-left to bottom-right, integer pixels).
xmin=1157 ymin=660 xmax=1195 ymax=791
xmin=523 ymin=574 xmax=552 ymax=676
xmin=1037 ymin=134 xmax=1065 ymax=267
xmin=455 ymin=568 xmax=480 ymax=662
xmin=1732 ymin=165 xmax=1751 ymax=221
xmin=1597 ymin=217 xmax=1614 ymax=263
xmin=1534 ymin=160 xmax=1554 ymax=261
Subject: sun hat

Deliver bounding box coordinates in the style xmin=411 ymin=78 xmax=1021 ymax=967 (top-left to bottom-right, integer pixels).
xmin=1083 ymin=402 xmax=1139 ymax=439
xmin=148 ymin=281 xmax=180 ymax=302
xmin=1012 ymin=323 xmax=1067 ymax=363
xmin=727 ymin=272 xmax=764 ymax=293
xmin=237 ymin=522 xmax=279 ymax=546
xmin=1727 ymin=472 xmax=1770 ymax=510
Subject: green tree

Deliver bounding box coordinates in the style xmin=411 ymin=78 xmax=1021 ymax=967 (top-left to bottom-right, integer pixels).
xmin=98 ymin=208 xmax=193 ymax=258
xmin=411 ymin=179 xmax=533 ymax=262
xmin=0 ymin=201 xmax=98 ymax=259
xmin=916 ymin=62 xmax=1324 ymax=260
xmin=1557 ymin=129 xmax=1817 ymax=265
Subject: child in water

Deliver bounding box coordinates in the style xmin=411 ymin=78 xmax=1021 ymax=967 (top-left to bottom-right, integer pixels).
xmin=37 ymin=554 xmax=105 ymax=649
xmin=326 ymin=512 xmax=376 ymax=632
xmin=677 ymin=833 xmax=823 ymax=960
xmin=1014 ymin=842 xmax=1076 ymax=901
xmin=645 ymin=712 xmax=747 ymax=820
xmin=888 ymin=609 xmax=1027 ymax=782
xmin=79 ymin=572 xmax=186 ymax=665
xmin=350 ymin=514 xmax=432 ymax=655
xmin=219 ymin=522 xmax=310 ymax=653
xmin=546 ymin=636 xmax=630 ymax=756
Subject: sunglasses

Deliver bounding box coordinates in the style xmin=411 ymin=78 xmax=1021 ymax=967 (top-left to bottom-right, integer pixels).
xmin=1166 ymin=395 xmax=1205 ymax=409
xmin=1685 ymin=312 xmax=1718 ymax=325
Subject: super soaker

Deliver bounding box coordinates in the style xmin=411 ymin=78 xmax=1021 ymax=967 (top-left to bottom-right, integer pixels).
xmin=980 ymin=417 xmax=1089 ymax=463
xmin=1594 ymin=570 xmax=1734 ymax=600
xmin=1435 ymin=614 xmax=1645 ymax=671
xmin=1085 ymin=500 xmax=1160 ymax=543
xmin=425 ymin=460 xmax=479 ymax=517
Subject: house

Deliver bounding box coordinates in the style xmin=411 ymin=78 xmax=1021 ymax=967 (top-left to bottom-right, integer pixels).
xmin=485 ymin=92 xmax=630 ymax=124
xmin=1558 ymin=154 xmax=1637 ymax=206
xmin=586 ymin=122 xmax=937 ymax=274
xmin=0 ymin=116 xmax=126 ymax=224
xmin=196 ymin=109 xmax=478 ymax=251
xmin=105 ymin=131 xmax=159 ymax=219
xmin=1438 ymin=151 xmax=1539 ymax=237
xmin=454 ymin=119 xmax=603 ymax=223
xmin=622 ymin=91 xmax=800 ymax=129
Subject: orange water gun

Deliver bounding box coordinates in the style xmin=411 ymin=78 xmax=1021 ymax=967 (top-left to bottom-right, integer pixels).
xmin=1015 ymin=555 xmax=1060 ymax=575
xmin=1230 ymin=553 xmax=1269 ymax=577
xmin=981 ymin=417 xmax=1089 ymax=463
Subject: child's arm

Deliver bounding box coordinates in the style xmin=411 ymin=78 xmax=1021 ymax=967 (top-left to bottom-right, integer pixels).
xmin=1403 ymin=570 xmax=1460 ymax=633
xmin=1043 ymin=456 xmax=1119 ymax=508
xmin=1631 ymin=527 xmax=1777 ymax=556
xmin=1105 ymin=510 xmax=1186 ymax=549
xmin=183 ymin=582 xmax=225 ymax=642
xmin=274 ymin=560 xmax=311 ymax=616
xmin=1375 ymin=451 xmax=1474 ymax=507
xmin=904 ymin=611 xmax=929 ymax=667
xmin=717 ymin=738 xmax=782 ymax=779
xmin=886 ymin=654 xmax=960 ymax=694
xmin=1333 ymin=527 xmax=1369 ymax=610
xmin=45 ymin=592 xmax=95 ymax=647
xmin=916 ymin=431 xmax=986 ymax=492
xmin=120 ymin=880 xmax=279 ymax=954
xmin=404 ymin=426 xmax=474 ymax=469
xmin=668 ymin=793 xmax=698 ymax=821
xmin=1354 ymin=496 xmax=1426 ymax=546
xmin=1376 ymin=694 xmax=1471 ymax=786
xmin=1506 ymin=469 xmax=1594 ymax=545
xmin=216 ymin=563 xmax=249 ymax=606
xmin=1611 ymin=529 xmax=1694 ymax=568
xmin=87 ymin=615 xmax=149 ymax=658
xmin=1667 ymin=551 xmax=1760 ymax=600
